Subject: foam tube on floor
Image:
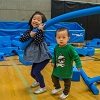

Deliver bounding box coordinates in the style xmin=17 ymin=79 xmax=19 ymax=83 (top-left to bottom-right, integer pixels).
xmin=85 ymin=76 xmax=100 ymax=85
xmin=80 ymin=69 xmax=99 ymax=95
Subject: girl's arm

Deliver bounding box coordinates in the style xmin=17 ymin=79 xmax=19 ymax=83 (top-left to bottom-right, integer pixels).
xmin=38 ymin=24 xmax=45 ymax=31
xmin=20 ymin=24 xmax=45 ymax=43
xmin=33 ymin=29 xmax=44 ymax=45
xmin=30 ymin=31 xmax=36 ymax=37
xmin=20 ymin=30 xmax=36 ymax=42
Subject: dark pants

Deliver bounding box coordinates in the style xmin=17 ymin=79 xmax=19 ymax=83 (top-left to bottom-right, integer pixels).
xmin=31 ymin=59 xmax=50 ymax=88
xmin=51 ymin=74 xmax=71 ymax=95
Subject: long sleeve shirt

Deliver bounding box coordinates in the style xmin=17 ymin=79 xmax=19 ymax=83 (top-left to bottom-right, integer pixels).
xmin=52 ymin=44 xmax=82 ymax=78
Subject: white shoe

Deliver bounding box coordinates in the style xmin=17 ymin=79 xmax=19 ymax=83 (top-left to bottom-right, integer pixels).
xmin=31 ymin=81 xmax=39 ymax=88
xmin=34 ymin=87 xmax=47 ymax=94
xmin=59 ymin=93 xmax=68 ymax=99
xmin=51 ymin=88 xmax=62 ymax=94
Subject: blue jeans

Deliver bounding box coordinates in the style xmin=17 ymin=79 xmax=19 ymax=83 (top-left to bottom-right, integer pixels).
xmin=31 ymin=59 xmax=50 ymax=88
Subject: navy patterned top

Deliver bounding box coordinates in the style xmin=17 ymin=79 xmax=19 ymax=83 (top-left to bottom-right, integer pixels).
xmin=20 ymin=29 xmax=52 ymax=63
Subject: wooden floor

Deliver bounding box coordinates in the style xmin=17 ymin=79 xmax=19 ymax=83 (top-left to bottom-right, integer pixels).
xmin=0 ymin=51 xmax=100 ymax=100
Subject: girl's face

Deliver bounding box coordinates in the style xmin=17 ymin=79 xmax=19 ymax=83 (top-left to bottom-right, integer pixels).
xmin=31 ymin=14 xmax=42 ymax=28
xmin=56 ymin=30 xmax=70 ymax=47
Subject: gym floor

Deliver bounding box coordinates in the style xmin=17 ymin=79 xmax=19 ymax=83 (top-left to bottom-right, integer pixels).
xmin=0 ymin=50 xmax=100 ymax=100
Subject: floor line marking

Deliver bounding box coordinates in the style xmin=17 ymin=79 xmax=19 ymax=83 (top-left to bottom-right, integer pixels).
xmin=10 ymin=57 xmax=37 ymax=100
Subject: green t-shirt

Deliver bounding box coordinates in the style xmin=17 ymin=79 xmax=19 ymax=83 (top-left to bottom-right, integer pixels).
xmin=52 ymin=44 xmax=82 ymax=78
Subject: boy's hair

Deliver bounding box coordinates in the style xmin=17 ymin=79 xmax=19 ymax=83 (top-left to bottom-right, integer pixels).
xmin=28 ymin=11 xmax=47 ymax=30
xmin=55 ymin=27 xmax=70 ymax=37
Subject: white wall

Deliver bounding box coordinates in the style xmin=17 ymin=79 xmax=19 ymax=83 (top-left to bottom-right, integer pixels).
xmin=0 ymin=0 xmax=51 ymax=21
xmin=0 ymin=0 xmax=99 ymax=21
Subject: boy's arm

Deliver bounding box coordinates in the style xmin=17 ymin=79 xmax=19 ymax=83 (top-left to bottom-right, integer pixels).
xmin=51 ymin=48 xmax=56 ymax=67
xmin=51 ymin=47 xmax=56 ymax=63
xmin=70 ymin=46 xmax=82 ymax=68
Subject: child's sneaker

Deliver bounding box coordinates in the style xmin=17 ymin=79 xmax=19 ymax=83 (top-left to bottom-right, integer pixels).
xmin=31 ymin=81 xmax=39 ymax=88
xmin=34 ymin=87 xmax=47 ymax=94
xmin=59 ymin=93 xmax=69 ymax=99
xmin=51 ymin=88 xmax=62 ymax=94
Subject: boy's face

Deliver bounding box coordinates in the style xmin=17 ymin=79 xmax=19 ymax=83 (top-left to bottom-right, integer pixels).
xmin=31 ymin=14 xmax=42 ymax=28
xmin=56 ymin=30 xmax=70 ymax=46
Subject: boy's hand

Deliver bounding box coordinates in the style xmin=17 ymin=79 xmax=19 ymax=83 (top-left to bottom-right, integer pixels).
xmin=51 ymin=63 xmax=55 ymax=67
xmin=77 ymin=68 xmax=81 ymax=71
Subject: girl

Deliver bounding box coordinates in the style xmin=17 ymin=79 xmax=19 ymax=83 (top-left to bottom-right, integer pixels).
xmin=20 ymin=11 xmax=52 ymax=94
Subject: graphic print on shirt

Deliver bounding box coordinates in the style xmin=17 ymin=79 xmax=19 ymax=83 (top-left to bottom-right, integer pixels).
xmin=56 ymin=53 xmax=66 ymax=67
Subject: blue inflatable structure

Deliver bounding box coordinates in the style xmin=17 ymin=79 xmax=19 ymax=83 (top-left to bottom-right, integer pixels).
xmin=0 ymin=21 xmax=29 ymax=40
xmin=0 ymin=53 xmax=4 ymax=61
xmin=19 ymin=6 xmax=100 ymax=50
xmin=75 ymin=47 xmax=95 ymax=56
xmin=0 ymin=36 xmax=11 ymax=48
xmin=45 ymin=22 xmax=85 ymax=44
xmin=84 ymin=38 xmax=100 ymax=48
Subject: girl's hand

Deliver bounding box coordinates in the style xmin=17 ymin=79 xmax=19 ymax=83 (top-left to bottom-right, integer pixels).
xmin=51 ymin=63 xmax=55 ymax=67
xmin=30 ymin=31 xmax=36 ymax=37
xmin=38 ymin=24 xmax=46 ymax=31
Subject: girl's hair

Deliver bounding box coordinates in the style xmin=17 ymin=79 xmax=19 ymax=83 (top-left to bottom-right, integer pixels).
xmin=55 ymin=27 xmax=70 ymax=37
xmin=28 ymin=11 xmax=47 ymax=31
